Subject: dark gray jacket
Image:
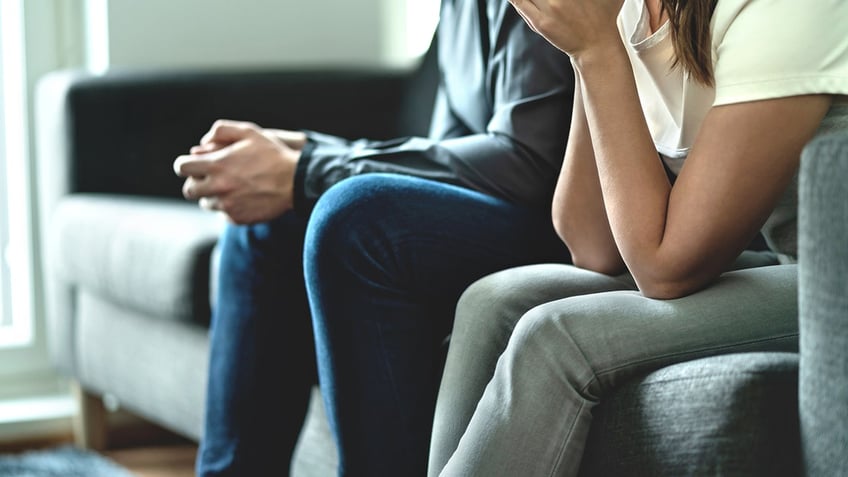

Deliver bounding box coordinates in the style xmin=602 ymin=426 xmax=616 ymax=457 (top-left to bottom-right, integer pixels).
xmin=294 ymin=0 xmax=575 ymax=214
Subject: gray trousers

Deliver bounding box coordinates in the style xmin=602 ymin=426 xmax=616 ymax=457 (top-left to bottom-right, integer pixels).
xmin=428 ymin=252 xmax=798 ymax=477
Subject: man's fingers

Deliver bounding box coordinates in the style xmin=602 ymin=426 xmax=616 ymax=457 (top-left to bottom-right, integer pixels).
xmin=200 ymin=119 xmax=259 ymax=146
xmin=198 ymin=196 xmax=223 ymax=212
xmin=174 ymin=143 xmax=237 ymax=177
xmin=182 ymin=174 xmax=231 ymax=200
xmin=182 ymin=176 xmax=204 ymax=200
xmin=174 ymin=154 xmax=215 ymax=177
xmin=190 ymin=141 xmax=225 ymax=155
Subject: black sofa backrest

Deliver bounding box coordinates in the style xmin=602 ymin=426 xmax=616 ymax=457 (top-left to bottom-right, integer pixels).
xmin=37 ymin=34 xmax=440 ymax=200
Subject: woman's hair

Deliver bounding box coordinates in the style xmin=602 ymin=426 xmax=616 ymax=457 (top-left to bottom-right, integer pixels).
xmin=660 ymin=0 xmax=719 ymax=85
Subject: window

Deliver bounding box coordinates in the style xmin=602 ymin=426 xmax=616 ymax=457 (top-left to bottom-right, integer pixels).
xmin=0 ymin=1 xmax=79 ymax=438
xmin=0 ymin=3 xmax=74 ymax=439
xmin=0 ymin=0 xmax=57 ymax=395
xmin=0 ymin=0 xmax=33 ymax=351
xmin=404 ymin=0 xmax=440 ymax=59
xmin=0 ymin=79 xmax=9 ymax=332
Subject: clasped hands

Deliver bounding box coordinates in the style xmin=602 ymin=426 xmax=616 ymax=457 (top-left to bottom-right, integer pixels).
xmin=509 ymin=0 xmax=624 ymax=59
xmin=173 ymin=119 xmax=304 ymax=225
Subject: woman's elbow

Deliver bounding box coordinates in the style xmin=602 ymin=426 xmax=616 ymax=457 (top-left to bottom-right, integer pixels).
xmin=563 ymin=241 xmax=627 ymax=277
xmin=638 ymin=281 xmax=692 ymax=300
xmin=554 ymin=215 xmax=626 ymax=276
xmin=572 ymin=254 xmax=628 ymax=276
xmin=634 ymin=272 xmax=712 ymax=300
xmin=551 ymin=206 xmax=569 ymax=243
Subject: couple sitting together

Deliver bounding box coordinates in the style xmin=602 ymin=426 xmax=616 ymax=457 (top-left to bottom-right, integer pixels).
xmin=172 ymin=0 xmax=848 ymax=475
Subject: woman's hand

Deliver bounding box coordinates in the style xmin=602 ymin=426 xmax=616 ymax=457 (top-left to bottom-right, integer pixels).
xmin=509 ymin=0 xmax=624 ymax=59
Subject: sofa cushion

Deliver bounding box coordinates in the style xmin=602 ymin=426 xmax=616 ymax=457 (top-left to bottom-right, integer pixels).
xmin=50 ymin=194 xmax=224 ymax=324
xmin=579 ymin=352 xmax=800 ymax=476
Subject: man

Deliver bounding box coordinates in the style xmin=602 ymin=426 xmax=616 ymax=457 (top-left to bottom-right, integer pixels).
xmin=174 ymin=0 xmax=574 ymax=475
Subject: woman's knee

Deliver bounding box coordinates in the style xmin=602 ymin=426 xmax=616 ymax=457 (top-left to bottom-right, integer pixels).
xmin=454 ymin=264 xmax=627 ymax=342
xmin=453 ymin=266 xmax=555 ymax=346
xmin=502 ymin=300 xmax=608 ymax=400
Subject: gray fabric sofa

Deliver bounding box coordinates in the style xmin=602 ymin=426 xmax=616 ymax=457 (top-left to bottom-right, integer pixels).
xmin=34 ymin=51 xmax=439 ymax=475
xmin=35 ymin=49 xmax=846 ymax=475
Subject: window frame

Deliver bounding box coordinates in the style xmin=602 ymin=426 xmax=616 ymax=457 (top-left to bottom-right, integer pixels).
xmin=0 ymin=0 xmax=57 ymax=399
xmin=0 ymin=21 xmax=11 ymax=333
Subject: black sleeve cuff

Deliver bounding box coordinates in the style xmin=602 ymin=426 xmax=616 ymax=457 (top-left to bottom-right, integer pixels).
xmin=292 ymin=138 xmax=317 ymax=218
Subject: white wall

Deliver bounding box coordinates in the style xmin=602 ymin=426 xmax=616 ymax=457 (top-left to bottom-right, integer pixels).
xmin=84 ymin=0 xmax=439 ymax=71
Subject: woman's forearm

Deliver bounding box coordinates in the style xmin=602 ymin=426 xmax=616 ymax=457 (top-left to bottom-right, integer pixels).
xmin=552 ymin=75 xmax=624 ymax=274
xmin=573 ymin=44 xmax=829 ymax=298
xmin=510 ymin=0 xmax=832 ymax=298
xmin=572 ymin=44 xmax=685 ymax=296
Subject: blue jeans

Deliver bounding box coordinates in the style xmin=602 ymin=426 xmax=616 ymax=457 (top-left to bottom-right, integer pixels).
xmin=197 ymin=174 xmax=569 ymax=477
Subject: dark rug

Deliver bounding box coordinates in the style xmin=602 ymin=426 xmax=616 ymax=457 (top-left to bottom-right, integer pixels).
xmin=0 ymin=445 xmax=134 ymax=477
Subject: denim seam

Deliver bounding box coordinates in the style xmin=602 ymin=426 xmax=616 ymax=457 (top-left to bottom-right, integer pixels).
xmin=555 ymin=319 xmax=603 ymax=403
xmin=372 ymin=320 xmax=415 ymax=460
xmin=373 ymin=320 xmax=403 ymax=411
xmin=549 ymin=397 xmax=587 ymax=477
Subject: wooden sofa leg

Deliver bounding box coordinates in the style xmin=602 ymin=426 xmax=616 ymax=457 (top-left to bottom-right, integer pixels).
xmin=71 ymin=381 xmax=108 ymax=451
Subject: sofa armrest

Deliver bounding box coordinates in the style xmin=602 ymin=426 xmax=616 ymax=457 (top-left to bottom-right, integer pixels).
xmin=50 ymin=195 xmax=224 ymax=324
xmin=42 ymin=194 xmax=223 ymax=374
xmin=798 ymin=132 xmax=848 ymax=476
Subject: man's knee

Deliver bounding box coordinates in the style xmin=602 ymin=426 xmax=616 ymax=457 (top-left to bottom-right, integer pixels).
xmin=308 ymin=176 xmax=381 ymax=248
xmin=304 ymin=175 xmax=410 ymax=279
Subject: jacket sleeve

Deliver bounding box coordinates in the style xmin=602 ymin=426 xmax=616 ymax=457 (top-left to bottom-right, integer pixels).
xmin=293 ymin=7 xmax=575 ymax=215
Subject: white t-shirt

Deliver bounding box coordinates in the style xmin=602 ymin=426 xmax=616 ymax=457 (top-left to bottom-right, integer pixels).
xmin=617 ymin=0 xmax=848 ymax=260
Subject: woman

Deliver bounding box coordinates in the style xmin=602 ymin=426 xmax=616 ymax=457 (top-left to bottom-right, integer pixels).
xmin=428 ymin=0 xmax=848 ymax=475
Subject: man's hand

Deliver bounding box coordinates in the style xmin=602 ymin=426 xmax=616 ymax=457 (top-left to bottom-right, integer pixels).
xmin=267 ymin=128 xmax=308 ymax=151
xmin=174 ymin=120 xmax=301 ymax=225
xmin=190 ymin=124 xmax=308 ymax=155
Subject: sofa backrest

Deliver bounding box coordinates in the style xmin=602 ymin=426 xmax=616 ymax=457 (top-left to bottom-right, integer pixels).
xmin=34 ymin=36 xmax=439 ymax=201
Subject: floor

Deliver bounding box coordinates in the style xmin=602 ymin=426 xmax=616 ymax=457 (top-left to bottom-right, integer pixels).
xmin=105 ymin=443 xmax=198 ymax=477
xmin=0 ymin=418 xmax=198 ymax=477
xmin=100 ymin=414 xmax=199 ymax=477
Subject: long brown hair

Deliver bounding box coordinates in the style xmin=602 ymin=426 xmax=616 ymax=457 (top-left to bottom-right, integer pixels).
xmin=660 ymin=0 xmax=719 ymax=85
